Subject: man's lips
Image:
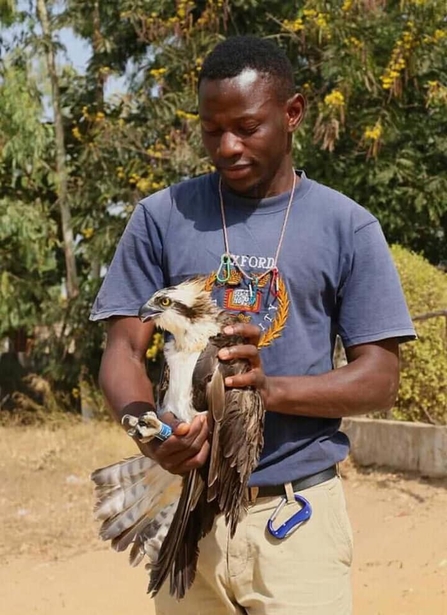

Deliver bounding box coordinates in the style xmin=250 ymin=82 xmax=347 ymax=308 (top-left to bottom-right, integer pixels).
xmin=219 ymin=164 xmax=252 ymax=178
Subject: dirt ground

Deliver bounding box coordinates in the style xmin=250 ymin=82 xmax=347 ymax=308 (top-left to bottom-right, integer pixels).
xmin=1 ymin=422 xmax=446 ymax=614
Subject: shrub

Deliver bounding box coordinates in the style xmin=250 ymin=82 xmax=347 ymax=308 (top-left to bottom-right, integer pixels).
xmin=389 ymin=245 xmax=447 ymax=424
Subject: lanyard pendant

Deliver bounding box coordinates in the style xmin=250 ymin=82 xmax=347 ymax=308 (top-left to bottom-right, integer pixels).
xmin=248 ymin=278 xmax=258 ymax=306
xmin=270 ymin=267 xmax=280 ymax=298
xmin=216 ymin=253 xmax=232 ymax=283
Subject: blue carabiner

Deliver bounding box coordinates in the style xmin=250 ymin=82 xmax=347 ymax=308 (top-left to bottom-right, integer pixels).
xmin=267 ymin=494 xmax=312 ymax=539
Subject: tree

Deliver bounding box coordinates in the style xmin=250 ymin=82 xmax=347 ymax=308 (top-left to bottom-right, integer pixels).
xmin=1 ymin=0 xmax=446 ymax=412
xmin=36 ymin=0 xmax=78 ymax=298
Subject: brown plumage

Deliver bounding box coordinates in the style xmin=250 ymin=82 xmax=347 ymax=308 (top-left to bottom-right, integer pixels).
xmin=91 ymin=278 xmax=265 ymax=600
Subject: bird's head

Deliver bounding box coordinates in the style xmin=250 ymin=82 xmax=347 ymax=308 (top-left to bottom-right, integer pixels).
xmin=139 ymin=278 xmax=219 ymax=340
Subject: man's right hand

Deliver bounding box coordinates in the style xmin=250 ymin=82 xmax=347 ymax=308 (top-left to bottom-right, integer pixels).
xmin=139 ymin=412 xmax=211 ymax=475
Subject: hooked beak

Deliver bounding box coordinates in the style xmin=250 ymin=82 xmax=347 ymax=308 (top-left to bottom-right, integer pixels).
xmin=138 ymin=300 xmax=161 ymax=323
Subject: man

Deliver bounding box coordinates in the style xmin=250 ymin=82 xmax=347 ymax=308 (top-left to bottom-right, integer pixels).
xmin=90 ymin=36 xmax=415 ymax=614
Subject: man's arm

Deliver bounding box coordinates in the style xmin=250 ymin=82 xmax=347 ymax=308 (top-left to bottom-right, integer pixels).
xmin=99 ymin=316 xmax=157 ymax=421
xmin=99 ymin=316 xmax=210 ymax=473
xmin=218 ymin=323 xmax=400 ymax=418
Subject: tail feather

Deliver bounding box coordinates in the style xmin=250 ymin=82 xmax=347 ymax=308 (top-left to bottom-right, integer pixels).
xmin=91 ymin=455 xmax=181 ymax=555
xmin=129 ymin=501 xmax=178 ymax=567
xmin=91 ymin=454 xmax=152 ymax=486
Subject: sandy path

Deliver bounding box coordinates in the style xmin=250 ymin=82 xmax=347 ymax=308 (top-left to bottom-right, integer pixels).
xmin=1 ymin=425 xmax=445 ymax=614
xmin=3 ymin=468 xmax=446 ymax=615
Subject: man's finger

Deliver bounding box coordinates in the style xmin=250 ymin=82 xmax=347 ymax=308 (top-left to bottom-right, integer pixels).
xmin=223 ymin=323 xmax=262 ymax=345
xmin=218 ymin=343 xmax=261 ymax=366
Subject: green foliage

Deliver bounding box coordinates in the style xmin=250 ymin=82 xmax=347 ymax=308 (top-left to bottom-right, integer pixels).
xmin=0 ymin=198 xmax=59 ymax=335
xmin=390 ymin=245 xmax=447 ymax=424
xmin=1 ymin=0 xmax=447 ymax=418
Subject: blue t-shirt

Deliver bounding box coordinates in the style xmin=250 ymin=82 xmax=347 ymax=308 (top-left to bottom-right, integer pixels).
xmin=90 ymin=171 xmax=415 ymax=486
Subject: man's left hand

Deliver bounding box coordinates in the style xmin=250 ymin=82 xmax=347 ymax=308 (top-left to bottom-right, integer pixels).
xmin=218 ymin=323 xmax=271 ymax=405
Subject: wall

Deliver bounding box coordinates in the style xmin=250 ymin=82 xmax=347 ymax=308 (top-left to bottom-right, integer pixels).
xmin=342 ymin=417 xmax=447 ymax=477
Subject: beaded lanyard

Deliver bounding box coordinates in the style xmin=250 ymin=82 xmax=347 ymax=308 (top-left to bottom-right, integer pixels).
xmin=216 ymin=172 xmax=297 ymax=306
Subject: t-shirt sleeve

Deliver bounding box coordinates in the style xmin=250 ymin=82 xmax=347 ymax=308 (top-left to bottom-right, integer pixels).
xmin=89 ymin=201 xmax=167 ymax=321
xmin=337 ymin=220 xmax=416 ymax=347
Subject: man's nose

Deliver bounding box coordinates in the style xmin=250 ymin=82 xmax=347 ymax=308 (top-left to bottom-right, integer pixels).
xmin=218 ymin=131 xmax=243 ymax=158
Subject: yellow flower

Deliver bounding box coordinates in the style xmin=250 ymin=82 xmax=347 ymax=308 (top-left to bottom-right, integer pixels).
xmin=82 ymin=228 xmax=94 ymax=239
xmin=342 ymin=0 xmax=353 ymax=10
xmin=346 ymin=36 xmax=362 ymax=49
xmin=176 ymin=109 xmax=198 ymax=121
xmin=72 ymin=387 xmax=80 ymax=398
xmin=128 ymin=173 xmax=140 ymax=185
xmin=283 ymin=18 xmax=304 ymax=32
xmin=146 ymin=332 xmax=164 ymax=361
xmin=72 ymin=126 xmax=82 ymax=141
xmin=315 ymin=13 xmax=328 ymax=29
xmin=434 ymin=29 xmax=447 ymax=42
xmin=149 ymin=67 xmax=167 ymax=79
xmin=136 ymin=178 xmax=152 ymax=193
xmin=95 ymin=111 xmax=105 ymax=122
xmin=146 ymin=147 xmax=163 ymax=158
xmin=364 ymin=122 xmax=382 ymax=141
xmin=324 ymin=90 xmax=345 ymax=108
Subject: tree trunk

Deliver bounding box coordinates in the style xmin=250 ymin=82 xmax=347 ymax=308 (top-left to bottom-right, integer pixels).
xmin=92 ymin=0 xmax=105 ymax=110
xmin=36 ymin=0 xmax=79 ymax=298
xmin=89 ymin=0 xmax=103 ymax=281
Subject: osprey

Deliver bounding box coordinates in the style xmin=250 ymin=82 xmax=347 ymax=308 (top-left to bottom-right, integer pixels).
xmin=91 ymin=278 xmax=265 ymax=599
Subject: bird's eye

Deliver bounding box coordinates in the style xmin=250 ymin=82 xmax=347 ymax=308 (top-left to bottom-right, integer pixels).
xmin=159 ymin=297 xmax=172 ymax=307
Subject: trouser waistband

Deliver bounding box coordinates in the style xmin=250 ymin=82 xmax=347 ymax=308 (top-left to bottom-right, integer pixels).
xmin=247 ymin=465 xmax=338 ymax=503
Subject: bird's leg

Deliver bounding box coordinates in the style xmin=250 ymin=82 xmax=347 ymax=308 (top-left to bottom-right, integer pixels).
xmin=121 ymin=412 xmax=173 ymax=442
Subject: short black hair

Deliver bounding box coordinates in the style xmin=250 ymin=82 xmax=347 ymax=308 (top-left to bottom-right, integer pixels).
xmin=198 ymin=36 xmax=295 ymax=101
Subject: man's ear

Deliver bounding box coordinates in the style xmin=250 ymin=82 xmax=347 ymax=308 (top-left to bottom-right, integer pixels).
xmin=286 ymin=93 xmax=306 ymax=132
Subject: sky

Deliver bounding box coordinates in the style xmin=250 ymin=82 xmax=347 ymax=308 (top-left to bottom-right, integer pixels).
xmin=59 ymin=27 xmax=90 ymax=72
xmin=60 ymin=28 xmax=127 ymax=99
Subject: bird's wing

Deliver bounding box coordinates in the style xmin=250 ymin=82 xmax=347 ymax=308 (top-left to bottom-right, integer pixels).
xmin=147 ymin=468 xmax=218 ymax=599
xmin=194 ymin=323 xmax=265 ymax=526
xmin=157 ymin=359 xmax=170 ymax=411
xmin=149 ymin=324 xmax=265 ymax=598
xmin=91 ymin=455 xmax=182 ymax=558
xmin=214 ymin=384 xmax=264 ymax=534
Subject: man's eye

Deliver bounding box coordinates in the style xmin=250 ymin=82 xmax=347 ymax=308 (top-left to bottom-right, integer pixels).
xmin=202 ymin=127 xmax=221 ymax=136
xmin=239 ymin=126 xmax=258 ymax=136
xmin=159 ymin=297 xmax=172 ymax=307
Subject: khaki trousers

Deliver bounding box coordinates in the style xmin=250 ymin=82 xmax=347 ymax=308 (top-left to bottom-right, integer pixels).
xmin=154 ymin=476 xmax=353 ymax=614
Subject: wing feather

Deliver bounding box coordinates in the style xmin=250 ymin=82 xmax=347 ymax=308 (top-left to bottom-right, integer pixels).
xmin=148 ymin=470 xmax=205 ymax=598
xmin=91 ymin=455 xmax=181 ymax=553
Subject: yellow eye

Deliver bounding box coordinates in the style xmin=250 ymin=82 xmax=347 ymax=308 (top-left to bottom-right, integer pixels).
xmin=159 ymin=297 xmax=172 ymax=307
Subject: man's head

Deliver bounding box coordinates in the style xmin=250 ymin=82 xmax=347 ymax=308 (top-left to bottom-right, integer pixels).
xmin=198 ymin=35 xmax=295 ymax=103
xmin=198 ymin=36 xmax=305 ymax=197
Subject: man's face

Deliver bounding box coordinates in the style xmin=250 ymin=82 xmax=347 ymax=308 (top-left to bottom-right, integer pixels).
xmin=198 ymin=69 xmax=304 ymax=197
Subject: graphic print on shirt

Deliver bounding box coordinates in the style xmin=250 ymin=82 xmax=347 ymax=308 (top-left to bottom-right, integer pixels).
xmin=204 ymin=254 xmax=290 ymax=349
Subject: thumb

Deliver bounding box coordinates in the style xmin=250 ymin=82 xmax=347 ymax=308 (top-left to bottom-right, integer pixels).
xmin=172 ymin=421 xmax=189 ymax=436
xmin=161 ymin=411 xmax=190 ymax=436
